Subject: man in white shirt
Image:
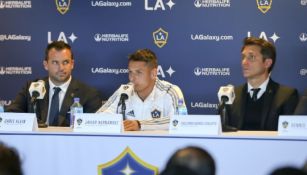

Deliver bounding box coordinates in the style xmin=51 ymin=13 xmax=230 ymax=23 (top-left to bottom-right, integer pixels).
xmin=97 ymin=49 xmax=186 ymax=131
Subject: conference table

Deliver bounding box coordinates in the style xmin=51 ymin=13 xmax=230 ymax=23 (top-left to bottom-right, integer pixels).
xmin=0 ymin=128 xmax=306 ymax=175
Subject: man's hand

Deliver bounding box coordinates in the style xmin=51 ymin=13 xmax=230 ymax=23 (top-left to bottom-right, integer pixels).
xmin=123 ymin=120 xmax=140 ymax=131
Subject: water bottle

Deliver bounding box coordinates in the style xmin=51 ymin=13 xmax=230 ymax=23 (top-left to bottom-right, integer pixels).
xmin=0 ymin=104 xmax=4 ymax=113
xmin=70 ymin=97 xmax=83 ymax=128
xmin=176 ymin=99 xmax=188 ymax=115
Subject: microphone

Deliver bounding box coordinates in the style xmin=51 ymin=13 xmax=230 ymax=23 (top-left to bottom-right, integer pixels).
xmin=118 ymin=93 xmax=128 ymax=120
xmin=29 ymin=80 xmax=46 ymax=103
xmin=218 ymin=84 xmax=235 ymax=105
xmin=217 ymin=84 xmax=237 ymax=132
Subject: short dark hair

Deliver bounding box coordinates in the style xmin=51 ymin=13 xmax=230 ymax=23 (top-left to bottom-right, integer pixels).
xmin=163 ymin=146 xmax=215 ymax=175
xmin=0 ymin=142 xmax=23 ymax=175
xmin=128 ymin=49 xmax=158 ymax=68
xmin=45 ymin=41 xmax=73 ymax=61
xmin=241 ymin=37 xmax=276 ymax=73
xmin=270 ymin=166 xmax=307 ymax=175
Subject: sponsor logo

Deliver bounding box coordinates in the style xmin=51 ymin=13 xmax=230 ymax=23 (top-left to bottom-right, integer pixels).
xmin=91 ymin=65 xmax=175 ymax=78
xmin=47 ymin=31 xmax=77 ymax=44
xmin=98 ymin=147 xmax=158 ymax=175
xmin=91 ymin=67 xmax=128 ymax=74
xmin=194 ymin=67 xmax=230 ymax=76
xmin=194 ymin=0 xmax=231 ymax=8
xmin=256 ymin=0 xmax=272 ymax=14
xmin=91 ymin=0 xmax=132 ymax=7
xmin=56 ymin=0 xmax=71 ymax=15
xmin=190 ymin=102 xmax=218 ymax=109
xmin=191 ymin=34 xmax=233 ymax=41
xmin=299 ymin=33 xmax=307 ymax=42
xmin=300 ymin=69 xmax=307 ymax=76
xmin=0 ymin=34 xmax=31 ymax=42
xmin=0 ymin=0 xmax=31 ymax=9
xmin=0 ymin=67 xmax=32 ymax=75
xmin=94 ymin=33 xmax=129 ymax=42
xmin=145 ymin=0 xmax=175 ymax=11
xmin=301 ymin=0 xmax=307 ymax=5
xmin=0 ymin=100 xmax=11 ymax=106
xmin=247 ymin=31 xmax=280 ymax=43
xmin=153 ymin=28 xmax=168 ymax=48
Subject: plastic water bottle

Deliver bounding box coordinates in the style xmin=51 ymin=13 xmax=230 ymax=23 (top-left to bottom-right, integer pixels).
xmin=0 ymin=104 xmax=4 ymax=113
xmin=176 ymin=99 xmax=188 ymax=115
xmin=70 ymin=97 xmax=83 ymax=128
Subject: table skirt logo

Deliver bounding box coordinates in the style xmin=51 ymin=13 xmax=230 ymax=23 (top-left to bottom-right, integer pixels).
xmin=56 ymin=0 xmax=71 ymax=15
xmin=153 ymin=28 xmax=168 ymax=48
xmin=256 ymin=0 xmax=272 ymax=14
xmin=98 ymin=147 xmax=158 ymax=175
xmin=282 ymin=121 xmax=289 ymax=129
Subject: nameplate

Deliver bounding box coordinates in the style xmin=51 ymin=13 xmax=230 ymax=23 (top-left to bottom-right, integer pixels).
xmin=278 ymin=115 xmax=307 ymax=136
xmin=169 ymin=115 xmax=221 ymax=135
xmin=73 ymin=113 xmax=122 ymax=133
xmin=0 ymin=113 xmax=38 ymax=132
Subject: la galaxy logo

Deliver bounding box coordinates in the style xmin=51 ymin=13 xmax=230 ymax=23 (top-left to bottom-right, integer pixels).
xmin=256 ymin=0 xmax=272 ymax=14
xmin=282 ymin=121 xmax=289 ymax=129
xmin=56 ymin=0 xmax=71 ymax=15
xmin=153 ymin=28 xmax=168 ymax=48
xmin=151 ymin=109 xmax=161 ymax=118
xmin=98 ymin=147 xmax=158 ymax=175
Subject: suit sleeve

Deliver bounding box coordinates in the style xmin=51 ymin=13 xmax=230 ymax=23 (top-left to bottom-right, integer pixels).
xmin=83 ymin=87 xmax=103 ymax=113
xmin=294 ymin=89 xmax=307 ymax=115
xmin=5 ymin=81 xmax=31 ymax=112
xmin=282 ymin=88 xmax=299 ymax=115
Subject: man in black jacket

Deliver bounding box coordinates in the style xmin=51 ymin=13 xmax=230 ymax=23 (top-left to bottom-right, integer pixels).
xmin=5 ymin=41 xmax=102 ymax=126
xmin=227 ymin=37 xmax=298 ymax=130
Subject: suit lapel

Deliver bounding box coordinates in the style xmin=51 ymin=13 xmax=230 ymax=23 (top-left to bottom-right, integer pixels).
xmin=58 ymin=78 xmax=77 ymax=126
xmin=260 ymin=79 xmax=276 ymax=129
xmin=238 ymin=85 xmax=248 ymax=128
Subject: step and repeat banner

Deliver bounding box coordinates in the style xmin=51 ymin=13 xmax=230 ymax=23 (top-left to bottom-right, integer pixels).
xmin=0 ymin=0 xmax=306 ymax=114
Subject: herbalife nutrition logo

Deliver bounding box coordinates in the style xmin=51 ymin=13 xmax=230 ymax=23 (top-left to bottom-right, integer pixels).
xmin=194 ymin=0 xmax=231 ymax=8
xmin=0 ymin=0 xmax=31 ymax=9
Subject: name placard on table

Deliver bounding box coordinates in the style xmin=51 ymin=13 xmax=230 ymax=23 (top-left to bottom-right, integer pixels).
xmin=169 ymin=115 xmax=222 ymax=135
xmin=73 ymin=113 xmax=122 ymax=133
xmin=0 ymin=113 xmax=38 ymax=131
xmin=278 ymin=115 xmax=307 ymax=136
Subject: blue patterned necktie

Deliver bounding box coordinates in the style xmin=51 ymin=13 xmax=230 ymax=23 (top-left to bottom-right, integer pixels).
xmin=48 ymin=87 xmax=61 ymax=126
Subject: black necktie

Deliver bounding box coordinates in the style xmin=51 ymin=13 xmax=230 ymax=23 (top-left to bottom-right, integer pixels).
xmin=49 ymin=87 xmax=61 ymax=126
xmin=251 ymin=88 xmax=260 ymax=101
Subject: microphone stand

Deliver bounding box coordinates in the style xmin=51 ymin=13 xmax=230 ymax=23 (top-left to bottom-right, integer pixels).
xmin=219 ymin=98 xmax=237 ymax=132
xmin=31 ymin=99 xmax=47 ymax=128
xmin=121 ymin=101 xmax=126 ymax=120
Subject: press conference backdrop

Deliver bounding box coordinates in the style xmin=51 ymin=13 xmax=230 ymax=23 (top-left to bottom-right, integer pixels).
xmin=0 ymin=0 xmax=306 ymax=114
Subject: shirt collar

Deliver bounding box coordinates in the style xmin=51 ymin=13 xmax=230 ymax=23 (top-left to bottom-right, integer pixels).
xmin=247 ymin=77 xmax=270 ymax=97
xmin=48 ymin=76 xmax=72 ymax=94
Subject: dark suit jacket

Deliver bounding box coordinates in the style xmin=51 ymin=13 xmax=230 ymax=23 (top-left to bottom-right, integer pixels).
xmin=228 ymin=79 xmax=299 ymax=131
xmin=294 ymin=89 xmax=307 ymax=115
xmin=5 ymin=77 xmax=103 ymax=126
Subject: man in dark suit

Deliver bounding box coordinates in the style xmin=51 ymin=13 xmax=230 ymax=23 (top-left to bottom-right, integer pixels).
xmin=5 ymin=41 xmax=102 ymax=126
xmin=227 ymin=37 xmax=298 ymax=131
xmin=294 ymin=89 xmax=307 ymax=115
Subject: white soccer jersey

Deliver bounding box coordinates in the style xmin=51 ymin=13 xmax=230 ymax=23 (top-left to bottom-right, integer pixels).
xmin=97 ymin=79 xmax=187 ymax=130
